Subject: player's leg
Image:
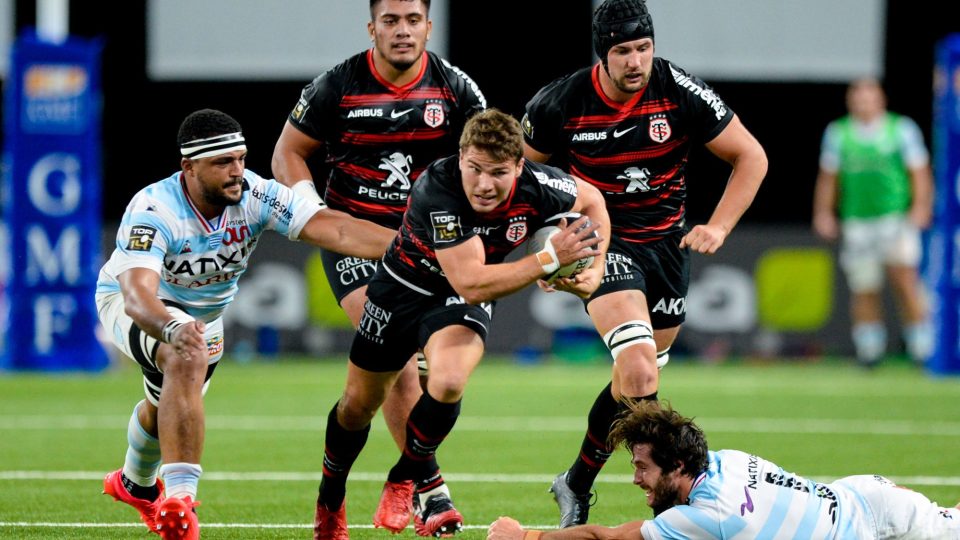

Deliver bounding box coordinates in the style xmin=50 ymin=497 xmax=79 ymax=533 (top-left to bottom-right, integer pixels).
xmin=883 ymin=220 xmax=931 ymax=364
xmin=331 ymin=252 xmax=422 ymax=451
xmin=840 ymin=220 xmax=887 ymax=367
xmin=383 ymin=301 xmax=490 ymax=536
xmin=833 ymin=475 xmax=960 ymax=537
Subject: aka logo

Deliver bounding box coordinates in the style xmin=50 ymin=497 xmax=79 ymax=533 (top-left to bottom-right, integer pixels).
xmin=652 ymin=296 xmax=686 ymax=315
xmin=378 ymin=152 xmax=413 ymax=190
xmin=648 ymin=114 xmax=672 ymax=143
xmin=618 ymin=167 xmax=656 ymax=193
xmin=572 ymin=131 xmax=607 ymax=142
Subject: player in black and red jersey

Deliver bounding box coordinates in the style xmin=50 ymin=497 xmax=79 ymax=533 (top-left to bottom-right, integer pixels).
xmin=311 ymin=109 xmax=608 ymax=539
xmin=522 ymin=0 xmax=768 ymax=528
xmin=270 ymin=1 xmax=485 ymax=535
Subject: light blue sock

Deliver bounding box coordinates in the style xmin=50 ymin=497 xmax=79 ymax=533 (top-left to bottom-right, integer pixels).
xmin=159 ymin=462 xmax=202 ymax=500
xmin=121 ymin=401 xmax=161 ymax=486
xmin=904 ymin=321 xmax=934 ymax=362
xmin=852 ymin=322 xmax=886 ymax=362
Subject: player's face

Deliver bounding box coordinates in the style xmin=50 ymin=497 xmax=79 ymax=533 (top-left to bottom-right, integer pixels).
xmin=846 ymin=79 xmax=886 ymax=121
xmin=368 ymin=0 xmax=431 ymax=72
xmin=606 ymin=37 xmax=654 ymax=95
xmin=183 ymin=150 xmax=246 ymax=208
xmin=632 ymin=443 xmax=685 ymax=516
xmin=458 ymin=147 xmax=523 ymax=213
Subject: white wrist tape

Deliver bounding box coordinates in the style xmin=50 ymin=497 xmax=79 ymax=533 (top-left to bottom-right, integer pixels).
xmin=535 ymin=235 xmax=560 ymax=275
xmin=292 ymin=179 xmax=326 ymax=207
xmin=161 ymin=319 xmax=185 ymax=344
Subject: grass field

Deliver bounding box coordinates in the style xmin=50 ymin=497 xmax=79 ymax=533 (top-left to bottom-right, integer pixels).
xmin=1 ymin=355 xmax=959 ymax=539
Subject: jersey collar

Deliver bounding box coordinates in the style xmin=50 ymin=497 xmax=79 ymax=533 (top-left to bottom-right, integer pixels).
xmin=591 ymin=63 xmax=648 ymax=112
xmin=367 ymin=49 xmax=428 ymax=95
xmin=179 ymin=173 xmax=225 ymax=234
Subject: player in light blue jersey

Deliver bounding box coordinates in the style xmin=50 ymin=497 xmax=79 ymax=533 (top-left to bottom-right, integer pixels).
xmin=489 ymin=402 xmax=960 ymax=540
xmin=97 ymin=109 xmax=395 ymax=539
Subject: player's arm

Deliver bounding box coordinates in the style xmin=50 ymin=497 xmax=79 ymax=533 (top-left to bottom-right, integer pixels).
xmin=551 ymin=179 xmax=610 ymax=298
xmin=436 ymin=218 xmax=602 ymax=305
xmin=523 ymin=142 xmax=552 ymax=164
xmin=681 ymin=114 xmax=768 ymax=254
xmin=271 ymin=120 xmax=326 ymax=205
xmin=488 ymin=516 xmax=646 ymax=540
xmin=812 ymin=167 xmax=839 ymax=241
xmin=117 ymin=268 xmax=206 ymax=358
xmin=297 ymin=207 xmax=396 ymax=260
xmin=907 ymin=162 xmax=934 ymax=229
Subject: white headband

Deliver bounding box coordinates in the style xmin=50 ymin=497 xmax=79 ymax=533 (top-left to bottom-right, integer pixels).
xmin=180 ymin=132 xmax=246 ymax=159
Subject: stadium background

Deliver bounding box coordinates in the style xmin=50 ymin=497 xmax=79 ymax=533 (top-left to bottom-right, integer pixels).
xmin=0 ymin=0 xmax=957 ymax=361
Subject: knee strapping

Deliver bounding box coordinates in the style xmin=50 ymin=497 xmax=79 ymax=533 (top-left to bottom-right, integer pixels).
xmin=603 ymin=320 xmax=655 ymax=362
xmin=656 ymin=347 xmax=670 ymax=369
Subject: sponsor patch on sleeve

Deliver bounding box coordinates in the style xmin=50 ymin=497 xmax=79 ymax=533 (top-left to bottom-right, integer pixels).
xmin=431 ymin=211 xmax=463 ymax=243
xmin=126 ymin=225 xmax=158 ymax=252
xmin=521 ymin=113 xmax=534 ymax=138
xmin=291 ymin=97 xmax=310 ymax=123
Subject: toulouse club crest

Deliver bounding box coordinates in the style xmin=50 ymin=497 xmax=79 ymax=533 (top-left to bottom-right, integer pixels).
xmin=648 ymin=116 xmax=672 ymax=143
xmin=424 ymin=103 xmax=445 ymax=128
xmin=505 ymin=221 xmax=528 ymax=243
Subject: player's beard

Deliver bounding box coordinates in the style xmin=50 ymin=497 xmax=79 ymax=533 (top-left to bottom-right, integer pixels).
xmin=649 ymin=479 xmax=683 ymax=516
xmin=203 ymin=178 xmax=244 ymax=207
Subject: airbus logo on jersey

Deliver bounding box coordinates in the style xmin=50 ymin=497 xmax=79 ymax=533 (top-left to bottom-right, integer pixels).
xmin=347 ymin=108 xmax=383 ymax=118
xmin=534 ymin=171 xmax=577 ymax=196
xmin=670 ymin=65 xmax=728 ymax=121
xmin=571 ymin=131 xmax=607 ymax=142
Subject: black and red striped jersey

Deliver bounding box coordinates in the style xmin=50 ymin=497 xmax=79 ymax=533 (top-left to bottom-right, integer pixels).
xmin=382 ymin=156 xmax=578 ymax=296
xmin=523 ymin=58 xmax=733 ymax=243
xmin=288 ymin=50 xmax=486 ymax=228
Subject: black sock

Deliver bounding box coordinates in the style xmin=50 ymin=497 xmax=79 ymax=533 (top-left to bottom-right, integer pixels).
xmin=387 ymin=393 xmax=461 ymax=484
xmin=121 ymin=472 xmax=160 ymax=501
xmin=319 ymin=402 xmax=370 ymax=510
xmin=567 ymin=383 xmax=657 ymax=493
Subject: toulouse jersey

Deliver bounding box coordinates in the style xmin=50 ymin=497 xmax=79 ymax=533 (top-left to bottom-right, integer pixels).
xmin=289 ymin=50 xmax=486 ymax=228
xmin=381 ymin=156 xmax=578 ymax=296
xmin=523 ymin=58 xmax=733 ymax=243
xmin=642 ymin=450 xmax=871 ymax=540
xmin=96 ymin=171 xmax=322 ymax=322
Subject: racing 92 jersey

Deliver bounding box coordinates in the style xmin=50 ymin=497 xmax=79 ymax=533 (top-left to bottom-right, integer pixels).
xmin=381 ymin=156 xmax=578 ymax=297
xmin=523 ymin=58 xmax=733 ymax=243
xmin=288 ymin=49 xmax=486 ymax=228
xmin=642 ymin=450 xmax=866 ymax=540
xmin=96 ymin=170 xmax=322 ymax=322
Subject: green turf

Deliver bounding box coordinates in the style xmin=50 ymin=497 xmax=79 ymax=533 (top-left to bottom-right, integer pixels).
xmin=1 ymin=356 xmax=959 ymax=539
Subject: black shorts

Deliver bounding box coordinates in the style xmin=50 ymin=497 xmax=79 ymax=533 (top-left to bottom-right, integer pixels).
xmin=588 ymin=233 xmax=689 ymax=329
xmin=319 ymin=248 xmax=381 ymax=303
xmin=349 ymin=270 xmax=493 ymax=372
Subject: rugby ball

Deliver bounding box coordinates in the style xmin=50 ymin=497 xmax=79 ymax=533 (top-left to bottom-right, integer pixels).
xmin=527 ymin=212 xmax=597 ymax=282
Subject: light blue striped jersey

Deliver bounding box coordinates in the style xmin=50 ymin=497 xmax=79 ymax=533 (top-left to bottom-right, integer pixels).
xmin=97 ymin=170 xmax=322 ymax=321
xmin=641 ymin=450 xmax=870 ymax=539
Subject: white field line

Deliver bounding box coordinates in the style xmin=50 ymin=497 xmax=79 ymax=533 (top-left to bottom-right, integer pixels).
xmin=2 ymin=470 xmax=960 ymax=487
xmin=0 ymin=522 xmax=501 ymax=530
xmin=3 ymin=415 xmax=960 ymax=436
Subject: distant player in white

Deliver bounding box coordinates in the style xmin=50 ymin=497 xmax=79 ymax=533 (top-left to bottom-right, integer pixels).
xmin=97 ymin=109 xmax=395 ymax=540
xmin=489 ymin=401 xmax=960 ymax=540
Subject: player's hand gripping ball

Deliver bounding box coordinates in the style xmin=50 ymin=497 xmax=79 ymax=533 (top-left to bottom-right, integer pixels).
xmin=527 ymin=212 xmax=598 ymax=283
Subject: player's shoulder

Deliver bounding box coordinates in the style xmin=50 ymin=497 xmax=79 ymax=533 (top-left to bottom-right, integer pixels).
xmin=527 ymin=66 xmax=593 ymax=111
xmin=521 ymin=161 xmax=578 ymax=195
xmin=427 ymin=51 xmax=485 ymax=101
xmin=304 ymin=51 xmax=367 ymax=95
